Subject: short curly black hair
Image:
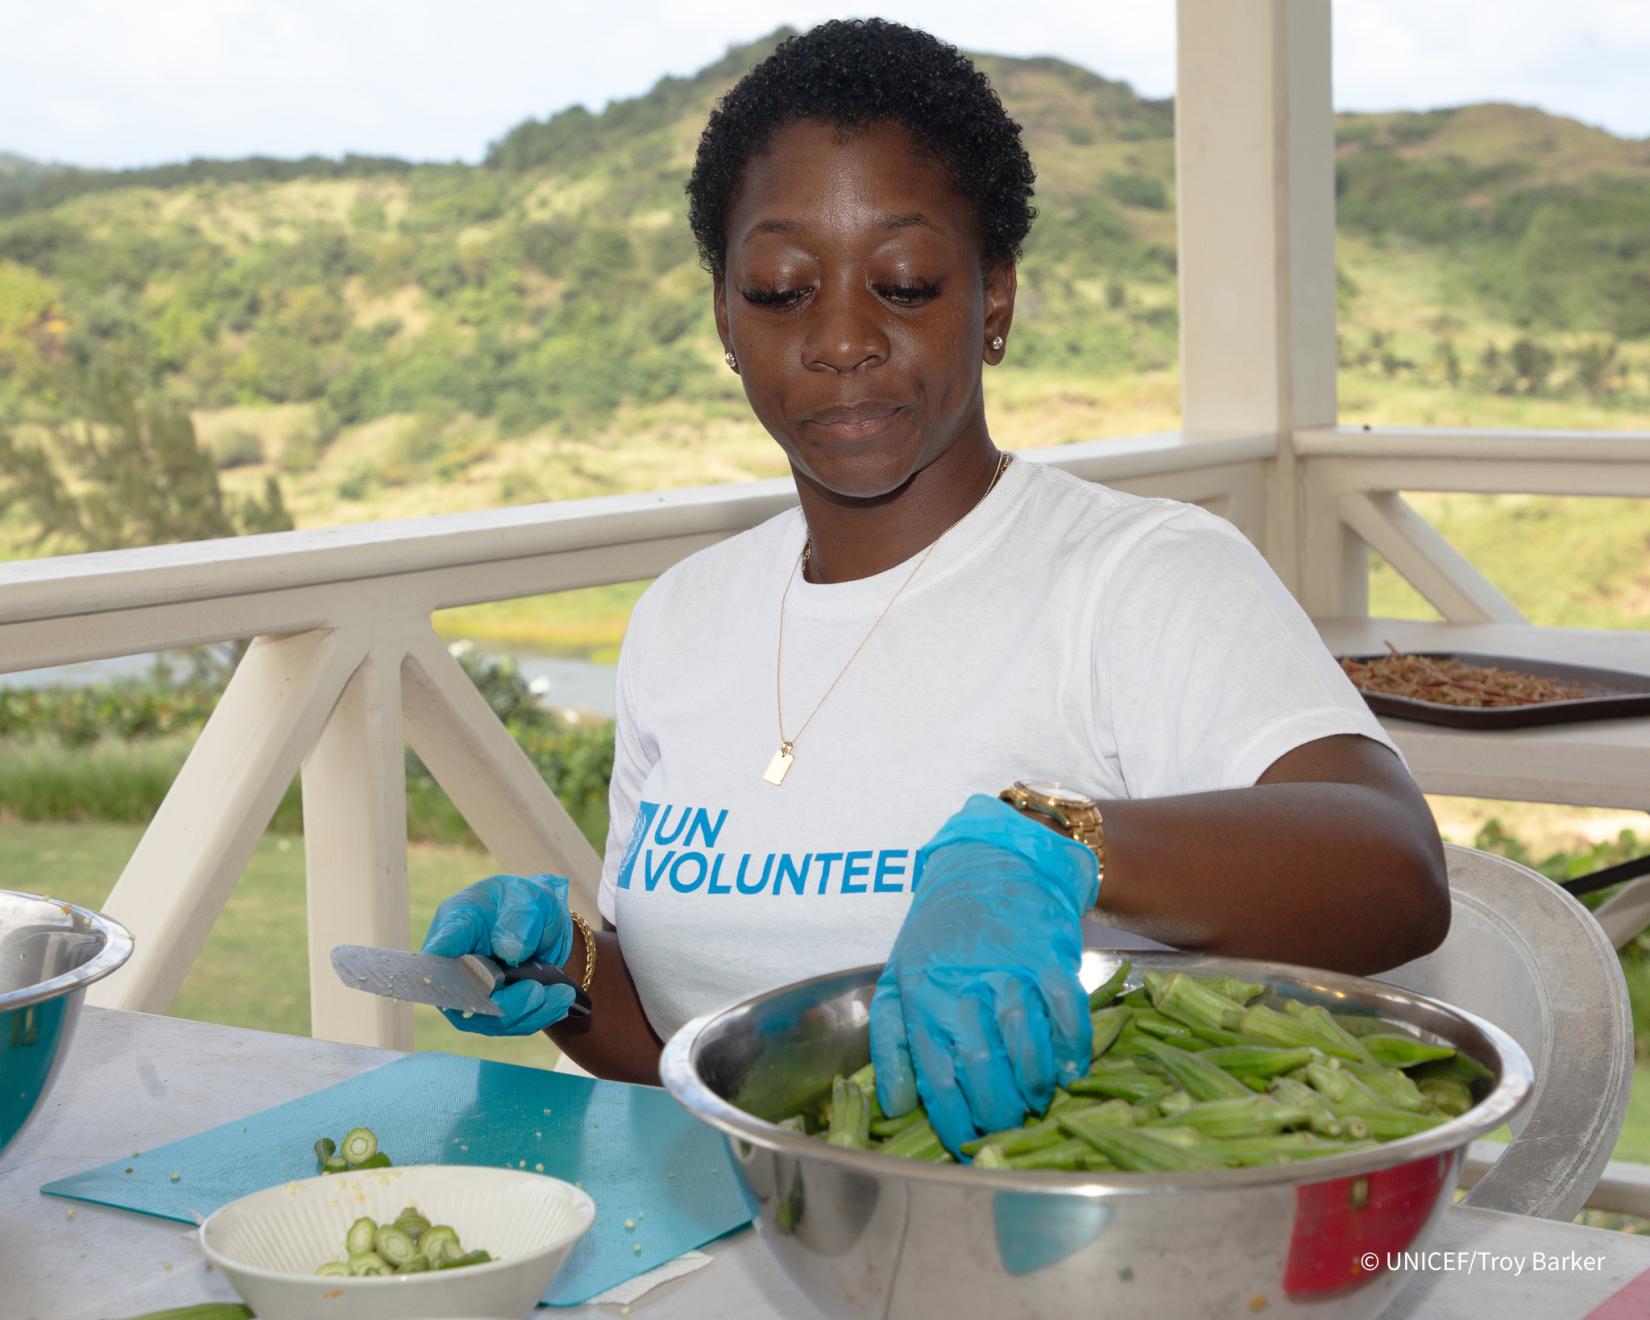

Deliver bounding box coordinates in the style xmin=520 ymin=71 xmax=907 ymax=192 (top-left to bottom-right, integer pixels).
xmin=686 ymin=19 xmax=1036 ymax=277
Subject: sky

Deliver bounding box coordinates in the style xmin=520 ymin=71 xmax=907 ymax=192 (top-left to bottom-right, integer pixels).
xmin=2 ymin=1 xmax=1647 ymax=171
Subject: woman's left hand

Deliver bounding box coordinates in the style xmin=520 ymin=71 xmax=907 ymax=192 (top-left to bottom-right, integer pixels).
xmin=870 ymin=794 xmax=1100 ymax=1156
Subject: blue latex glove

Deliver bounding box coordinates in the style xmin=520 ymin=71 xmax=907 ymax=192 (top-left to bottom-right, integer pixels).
xmin=420 ymin=872 xmax=577 ymax=1036
xmin=871 ymin=794 xmax=1100 ymax=1155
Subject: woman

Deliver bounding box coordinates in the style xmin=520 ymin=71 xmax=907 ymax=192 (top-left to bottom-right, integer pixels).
xmin=423 ymin=19 xmax=1449 ymax=1155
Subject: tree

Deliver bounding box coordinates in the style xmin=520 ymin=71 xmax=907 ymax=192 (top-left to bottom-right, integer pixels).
xmin=1569 ymin=339 xmax=1620 ymax=403
xmin=0 ymin=371 xmax=293 ymax=552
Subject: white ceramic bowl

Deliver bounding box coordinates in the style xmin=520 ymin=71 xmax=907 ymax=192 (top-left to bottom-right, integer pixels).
xmin=199 ymin=1165 xmax=596 ymax=1320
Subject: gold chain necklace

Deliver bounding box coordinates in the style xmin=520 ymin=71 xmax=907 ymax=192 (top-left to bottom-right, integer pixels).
xmin=764 ymin=451 xmax=1011 ymax=786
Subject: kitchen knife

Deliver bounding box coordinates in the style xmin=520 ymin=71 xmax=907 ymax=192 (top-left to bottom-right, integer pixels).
xmin=330 ymin=944 xmax=592 ymax=1018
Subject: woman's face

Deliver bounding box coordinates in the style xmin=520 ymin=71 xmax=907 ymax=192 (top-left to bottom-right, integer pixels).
xmin=715 ymin=119 xmax=1015 ymax=501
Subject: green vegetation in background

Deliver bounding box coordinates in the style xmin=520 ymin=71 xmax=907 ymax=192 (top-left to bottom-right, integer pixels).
xmin=0 ymin=649 xmax=614 ymax=849
xmin=1365 ymin=493 xmax=1650 ymax=632
xmin=5 ymin=30 xmax=1643 ymax=542
xmin=433 ymin=582 xmax=648 ymax=661
xmin=0 ymin=819 xmax=557 ymax=1068
xmin=1 ymin=33 xmax=1649 ymax=652
xmin=0 ymin=370 xmax=291 ymax=552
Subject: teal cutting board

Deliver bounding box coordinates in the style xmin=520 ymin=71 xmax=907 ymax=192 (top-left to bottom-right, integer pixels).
xmin=40 ymin=1052 xmax=754 ymax=1306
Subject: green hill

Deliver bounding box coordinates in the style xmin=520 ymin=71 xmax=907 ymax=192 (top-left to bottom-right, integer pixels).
xmin=1 ymin=28 xmax=1647 ymax=550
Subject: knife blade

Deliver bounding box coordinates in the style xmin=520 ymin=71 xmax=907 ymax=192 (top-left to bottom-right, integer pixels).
xmin=330 ymin=944 xmax=592 ymax=1019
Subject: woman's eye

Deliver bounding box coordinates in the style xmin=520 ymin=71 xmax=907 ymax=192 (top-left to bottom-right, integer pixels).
xmin=741 ymin=286 xmax=808 ymax=309
xmin=877 ymin=280 xmax=941 ymax=306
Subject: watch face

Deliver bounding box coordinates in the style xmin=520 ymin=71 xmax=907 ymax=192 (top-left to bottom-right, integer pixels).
xmin=1020 ymin=780 xmax=1094 ymax=807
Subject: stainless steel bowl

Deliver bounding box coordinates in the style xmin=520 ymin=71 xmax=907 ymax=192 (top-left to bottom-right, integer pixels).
xmin=661 ymin=950 xmax=1532 ymax=1320
xmin=1 ymin=889 xmax=133 ymax=1164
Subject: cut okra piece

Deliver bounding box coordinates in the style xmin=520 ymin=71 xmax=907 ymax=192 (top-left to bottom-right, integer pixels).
xmin=1331 ymin=1105 xmax=1447 ymax=1141
xmin=419 ymin=1225 xmax=461 ymax=1263
xmin=1136 ymin=1038 xmax=1252 ymax=1102
xmin=346 ymin=1216 xmax=377 ymax=1257
xmin=348 ymin=1251 xmax=393 ymax=1276
xmin=869 ymin=1109 xmax=923 ymax=1138
xmin=321 ymin=1154 xmax=350 ymax=1174
xmin=1069 ymin=1061 xmax=1173 ymax=1105
xmin=1007 ymin=1137 xmax=1105 ymax=1171
xmin=1236 ymin=1005 xmax=1360 ymax=1062
xmin=314 ymin=1137 xmax=337 ymax=1166
xmin=1417 ymin=1077 xmax=1475 ymax=1116
xmin=1361 ymin=1033 xmax=1457 ymax=1070
xmin=373 ymin=1225 xmax=417 ymax=1267
xmin=438 ymin=1249 xmax=494 ymax=1270
xmin=1133 ymin=1009 xmax=1201 ymax=1046
xmin=1198 ymin=975 xmax=1266 ymax=1005
xmin=340 ymin=1126 xmax=379 ymax=1166
xmin=1195 ymin=1046 xmax=1316 ymax=1079
xmin=1087 ymin=960 xmax=1132 ymax=1010
xmin=1270 ymin=1077 xmax=1345 ymax=1137
xmin=1058 ymin=1113 xmax=1224 ymax=1172
xmin=1089 ymin=1005 xmax=1129 ymax=1059
xmin=1340 ymin=1059 xmax=1428 ymax=1112
xmin=1144 ymin=971 xmax=1249 ymax=1035
xmin=1147 ymin=1096 xmax=1309 ymax=1139
xmin=314 ymin=1261 xmax=350 ymax=1277
xmin=825 ymin=1075 xmax=872 ymax=1149
xmin=961 ymin=1115 xmax=1066 ymax=1159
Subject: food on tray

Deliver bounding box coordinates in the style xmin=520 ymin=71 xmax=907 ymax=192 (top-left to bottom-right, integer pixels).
xmin=1339 ymin=644 xmax=1592 ymax=708
xmin=777 ymin=964 xmax=1485 ymax=1172
xmin=313 ymin=1125 xmax=393 ymax=1174
xmin=313 ymin=1205 xmax=493 ymax=1277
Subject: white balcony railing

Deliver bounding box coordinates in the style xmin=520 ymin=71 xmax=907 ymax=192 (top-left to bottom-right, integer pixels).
xmin=1296 ymin=426 xmax=1650 ymax=623
xmin=5 ymin=423 xmax=1646 ymax=1047
xmin=0 ymin=432 xmax=1271 ymax=1048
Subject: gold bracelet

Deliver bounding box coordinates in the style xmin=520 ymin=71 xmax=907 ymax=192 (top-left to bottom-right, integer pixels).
xmin=569 ymin=910 xmax=597 ymax=994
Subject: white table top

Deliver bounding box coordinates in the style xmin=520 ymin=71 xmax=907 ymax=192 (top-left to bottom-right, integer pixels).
xmin=1316 ymin=617 xmax=1650 ymax=811
xmin=4 ymin=1007 xmax=1648 ymax=1319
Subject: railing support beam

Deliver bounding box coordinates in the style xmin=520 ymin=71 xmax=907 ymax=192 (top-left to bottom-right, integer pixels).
xmin=302 ymin=644 xmax=414 ymax=1048
xmin=401 ymin=632 xmax=603 ymax=918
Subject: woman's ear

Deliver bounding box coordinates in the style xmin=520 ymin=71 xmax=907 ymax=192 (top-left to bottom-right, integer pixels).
xmin=983 ymin=260 xmax=1018 ymax=365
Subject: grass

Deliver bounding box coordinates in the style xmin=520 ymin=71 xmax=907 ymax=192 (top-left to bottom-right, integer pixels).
xmin=0 ymin=731 xmax=609 ymax=851
xmin=1368 ymin=492 xmax=1650 ymax=631
xmin=433 ymin=582 xmax=650 ymax=662
xmin=1 ymin=819 xmax=559 ymax=1068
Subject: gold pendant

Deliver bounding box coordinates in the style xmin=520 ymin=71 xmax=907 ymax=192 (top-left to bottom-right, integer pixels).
xmin=764 ymin=743 xmax=796 ymax=786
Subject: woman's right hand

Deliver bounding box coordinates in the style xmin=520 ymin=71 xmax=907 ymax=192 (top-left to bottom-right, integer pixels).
xmin=420 ymin=872 xmax=577 ymax=1036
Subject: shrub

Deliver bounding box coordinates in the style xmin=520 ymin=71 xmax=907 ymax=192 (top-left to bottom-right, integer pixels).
xmin=212 ymin=429 xmax=264 ymax=469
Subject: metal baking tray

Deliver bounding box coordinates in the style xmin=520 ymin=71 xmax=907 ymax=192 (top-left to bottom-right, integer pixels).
xmin=1337 ymin=650 xmax=1650 ymax=729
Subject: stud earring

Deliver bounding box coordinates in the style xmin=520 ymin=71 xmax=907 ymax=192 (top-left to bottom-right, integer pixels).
xmin=724 ymin=350 xmax=738 ymax=370
xmin=990 ymin=335 xmax=1004 ymax=353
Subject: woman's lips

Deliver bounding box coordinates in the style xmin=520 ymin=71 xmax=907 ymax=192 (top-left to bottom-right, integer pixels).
xmin=804 ymin=402 xmax=906 ymax=440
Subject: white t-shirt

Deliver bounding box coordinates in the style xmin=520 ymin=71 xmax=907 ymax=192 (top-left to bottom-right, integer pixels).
xmin=596 ymin=455 xmax=1395 ymax=1040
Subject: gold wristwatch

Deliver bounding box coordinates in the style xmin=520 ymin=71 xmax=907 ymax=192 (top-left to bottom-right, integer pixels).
xmin=1000 ymin=780 xmax=1106 ymax=880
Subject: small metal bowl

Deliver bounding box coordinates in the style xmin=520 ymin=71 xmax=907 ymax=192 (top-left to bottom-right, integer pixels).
xmin=661 ymin=950 xmax=1532 ymax=1320
xmin=1 ymin=889 xmax=133 ymax=1165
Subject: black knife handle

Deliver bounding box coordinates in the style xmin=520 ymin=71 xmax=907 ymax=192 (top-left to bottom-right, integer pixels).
xmin=499 ymin=957 xmax=593 ymax=1018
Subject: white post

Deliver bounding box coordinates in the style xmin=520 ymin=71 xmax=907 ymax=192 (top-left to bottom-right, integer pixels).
xmin=302 ymin=644 xmax=414 ymax=1048
xmin=1175 ymin=0 xmax=1351 ymax=607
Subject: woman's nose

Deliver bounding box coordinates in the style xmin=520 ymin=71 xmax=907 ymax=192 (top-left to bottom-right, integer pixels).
xmin=801 ymin=287 xmax=888 ymax=372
